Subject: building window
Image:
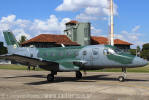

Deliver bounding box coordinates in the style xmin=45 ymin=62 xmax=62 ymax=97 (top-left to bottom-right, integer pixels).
xmin=73 ymin=29 xmax=77 ymax=41
xmin=84 ymin=40 xmax=89 ymax=45
xmin=68 ymin=32 xmax=72 ymax=38
xmin=84 ymin=28 xmax=88 ymax=37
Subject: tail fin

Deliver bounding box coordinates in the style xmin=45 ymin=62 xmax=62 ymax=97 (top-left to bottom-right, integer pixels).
xmin=3 ymin=30 xmax=19 ymax=47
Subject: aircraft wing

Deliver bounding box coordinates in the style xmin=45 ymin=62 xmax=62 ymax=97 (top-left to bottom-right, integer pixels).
xmin=0 ymin=54 xmax=85 ymax=71
xmin=0 ymin=54 xmax=59 ymax=70
xmin=55 ymin=59 xmax=86 ymax=71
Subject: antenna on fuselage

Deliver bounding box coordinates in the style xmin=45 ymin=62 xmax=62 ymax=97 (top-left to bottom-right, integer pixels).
xmin=61 ymin=44 xmax=65 ymax=47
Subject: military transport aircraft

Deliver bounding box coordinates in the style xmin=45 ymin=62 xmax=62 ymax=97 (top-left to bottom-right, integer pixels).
xmin=0 ymin=31 xmax=148 ymax=82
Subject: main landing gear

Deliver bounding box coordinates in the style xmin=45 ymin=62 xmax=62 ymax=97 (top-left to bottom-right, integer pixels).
xmin=47 ymin=71 xmax=57 ymax=82
xmin=76 ymin=71 xmax=82 ymax=79
xmin=47 ymin=71 xmax=83 ymax=82
xmin=118 ymin=67 xmax=127 ymax=82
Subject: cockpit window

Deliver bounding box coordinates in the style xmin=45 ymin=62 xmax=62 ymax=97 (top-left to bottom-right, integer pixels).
xmin=103 ymin=49 xmax=109 ymax=55
xmin=108 ymin=48 xmax=115 ymax=54
xmin=104 ymin=45 xmax=123 ymax=54
xmin=114 ymin=48 xmax=122 ymax=54
xmin=103 ymin=48 xmax=115 ymax=55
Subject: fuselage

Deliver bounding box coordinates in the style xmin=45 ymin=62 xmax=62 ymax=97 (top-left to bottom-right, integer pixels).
xmin=8 ymin=45 xmax=148 ymax=71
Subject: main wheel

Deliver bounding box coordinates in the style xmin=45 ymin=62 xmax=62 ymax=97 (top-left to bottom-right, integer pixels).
xmin=76 ymin=71 xmax=82 ymax=79
xmin=47 ymin=74 xmax=54 ymax=82
xmin=118 ymin=76 xmax=125 ymax=82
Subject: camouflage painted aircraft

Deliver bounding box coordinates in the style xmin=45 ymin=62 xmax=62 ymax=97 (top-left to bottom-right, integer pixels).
xmin=0 ymin=31 xmax=148 ymax=82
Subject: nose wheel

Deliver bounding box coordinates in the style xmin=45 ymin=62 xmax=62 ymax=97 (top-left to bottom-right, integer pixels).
xmin=118 ymin=76 xmax=125 ymax=82
xmin=118 ymin=67 xmax=127 ymax=82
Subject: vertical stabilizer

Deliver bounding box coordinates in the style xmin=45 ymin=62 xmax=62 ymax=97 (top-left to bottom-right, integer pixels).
xmin=3 ymin=30 xmax=19 ymax=47
xmin=3 ymin=30 xmax=19 ymax=54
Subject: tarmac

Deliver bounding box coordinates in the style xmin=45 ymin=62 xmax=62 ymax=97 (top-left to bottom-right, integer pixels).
xmin=0 ymin=69 xmax=149 ymax=100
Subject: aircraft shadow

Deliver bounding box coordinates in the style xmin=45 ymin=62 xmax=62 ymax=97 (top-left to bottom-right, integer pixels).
xmin=1 ymin=75 xmax=46 ymax=79
xmin=25 ymin=75 xmax=108 ymax=85
xmin=1 ymin=74 xmax=149 ymax=85
xmin=25 ymin=74 xmax=149 ymax=85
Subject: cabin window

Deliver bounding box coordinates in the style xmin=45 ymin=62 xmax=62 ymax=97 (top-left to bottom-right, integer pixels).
xmin=93 ymin=50 xmax=98 ymax=55
xmin=75 ymin=51 xmax=79 ymax=56
xmin=69 ymin=51 xmax=72 ymax=56
xmin=60 ymin=52 xmax=63 ymax=56
xmin=83 ymin=51 xmax=87 ymax=55
xmin=66 ymin=51 xmax=71 ymax=56
xmin=52 ymin=53 xmax=55 ymax=57
xmin=43 ymin=52 xmax=48 ymax=57
xmin=66 ymin=52 xmax=69 ymax=56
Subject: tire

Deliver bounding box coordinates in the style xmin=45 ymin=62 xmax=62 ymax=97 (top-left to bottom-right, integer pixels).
xmin=76 ymin=71 xmax=82 ymax=79
xmin=47 ymin=74 xmax=54 ymax=82
xmin=118 ymin=76 xmax=125 ymax=82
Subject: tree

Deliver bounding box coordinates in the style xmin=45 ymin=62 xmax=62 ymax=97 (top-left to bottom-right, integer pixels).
xmin=136 ymin=45 xmax=141 ymax=56
xmin=142 ymin=43 xmax=149 ymax=51
xmin=140 ymin=43 xmax=149 ymax=60
xmin=0 ymin=47 xmax=7 ymax=55
xmin=137 ymin=46 xmax=141 ymax=52
xmin=0 ymin=42 xmax=8 ymax=55
xmin=129 ymin=49 xmax=136 ymax=56
xmin=18 ymin=35 xmax=27 ymax=45
xmin=129 ymin=46 xmax=141 ymax=56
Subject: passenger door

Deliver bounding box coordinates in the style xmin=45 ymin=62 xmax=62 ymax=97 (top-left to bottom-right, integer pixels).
xmin=82 ymin=48 xmax=92 ymax=65
xmin=92 ymin=48 xmax=99 ymax=65
xmin=92 ymin=48 xmax=99 ymax=59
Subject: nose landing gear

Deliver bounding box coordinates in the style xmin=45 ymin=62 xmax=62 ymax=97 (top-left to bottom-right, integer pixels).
xmin=118 ymin=67 xmax=127 ymax=82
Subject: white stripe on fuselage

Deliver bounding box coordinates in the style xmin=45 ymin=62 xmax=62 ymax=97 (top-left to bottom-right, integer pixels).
xmin=113 ymin=53 xmax=132 ymax=59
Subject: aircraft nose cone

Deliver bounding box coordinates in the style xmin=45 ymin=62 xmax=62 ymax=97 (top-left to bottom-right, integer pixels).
xmin=133 ymin=57 xmax=148 ymax=67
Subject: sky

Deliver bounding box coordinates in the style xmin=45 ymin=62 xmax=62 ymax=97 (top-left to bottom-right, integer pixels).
xmin=0 ymin=0 xmax=149 ymax=48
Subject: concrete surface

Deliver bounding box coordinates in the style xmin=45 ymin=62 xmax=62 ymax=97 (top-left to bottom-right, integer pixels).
xmin=0 ymin=70 xmax=149 ymax=100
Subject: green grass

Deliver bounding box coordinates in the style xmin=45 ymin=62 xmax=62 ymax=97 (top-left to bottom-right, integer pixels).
xmin=89 ymin=65 xmax=149 ymax=73
xmin=0 ymin=64 xmax=149 ymax=73
xmin=0 ymin=64 xmax=43 ymax=71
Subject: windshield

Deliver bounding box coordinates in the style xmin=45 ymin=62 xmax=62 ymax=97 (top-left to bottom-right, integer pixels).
xmin=114 ymin=48 xmax=122 ymax=54
xmin=103 ymin=48 xmax=116 ymax=55
xmin=108 ymin=48 xmax=115 ymax=54
xmin=104 ymin=45 xmax=124 ymax=54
